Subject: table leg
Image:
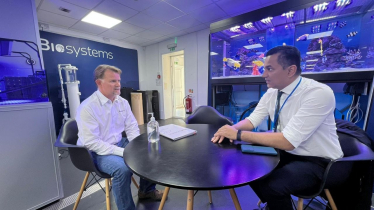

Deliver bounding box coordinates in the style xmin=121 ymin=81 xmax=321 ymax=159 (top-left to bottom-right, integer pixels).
xmin=186 ymin=190 xmax=194 ymax=210
xmin=229 ymin=188 xmax=242 ymax=210
xmin=158 ymin=187 xmax=170 ymax=210
xmin=208 ymin=191 xmax=212 ymax=204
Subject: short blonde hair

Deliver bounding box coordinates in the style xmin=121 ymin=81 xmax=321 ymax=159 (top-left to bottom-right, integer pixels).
xmin=94 ymin=65 xmax=122 ymax=81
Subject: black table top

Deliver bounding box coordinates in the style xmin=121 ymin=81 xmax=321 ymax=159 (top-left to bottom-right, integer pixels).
xmin=124 ymin=121 xmax=280 ymax=190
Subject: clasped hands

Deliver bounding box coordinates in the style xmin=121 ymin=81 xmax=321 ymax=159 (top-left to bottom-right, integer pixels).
xmin=211 ymin=125 xmax=238 ymax=144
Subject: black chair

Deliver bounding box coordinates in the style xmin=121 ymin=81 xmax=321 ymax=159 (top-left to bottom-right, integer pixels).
xmin=239 ymin=102 xmax=258 ymax=121
xmin=55 ymin=119 xmax=139 ymax=210
xmin=186 ymin=105 xmax=233 ymax=126
xmin=295 ymin=132 xmax=374 ymax=210
xmin=186 ymin=105 xmax=233 ymax=204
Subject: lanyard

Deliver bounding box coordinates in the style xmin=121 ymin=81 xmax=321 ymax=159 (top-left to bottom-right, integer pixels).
xmin=273 ymin=77 xmax=302 ymax=130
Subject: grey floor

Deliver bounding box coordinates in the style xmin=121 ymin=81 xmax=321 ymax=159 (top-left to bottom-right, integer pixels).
xmin=43 ymin=154 xmax=327 ymax=210
xmin=41 ymin=118 xmax=374 ymax=210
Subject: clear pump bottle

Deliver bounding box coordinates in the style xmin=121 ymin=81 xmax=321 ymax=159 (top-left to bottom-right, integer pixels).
xmin=147 ymin=113 xmax=159 ymax=143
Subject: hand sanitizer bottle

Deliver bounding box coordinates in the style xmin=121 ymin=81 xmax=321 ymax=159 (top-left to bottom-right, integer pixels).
xmin=147 ymin=113 xmax=159 ymax=143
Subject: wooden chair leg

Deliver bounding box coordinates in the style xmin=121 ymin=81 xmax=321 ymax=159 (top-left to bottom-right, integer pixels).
xmin=297 ymin=198 xmax=303 ymax=210
xmin=158 ymin=187 xmax=170 ymax=210
xmin=131 ymin=176 xmax=139 ymax=189
xmin=187 ymin=190 xmax=194 ymax=210
xmin=324 ymin=189 xmax=337 ymax=210
xmin=73 ymin=172 xmax=90 ymax=210
xmin=208 ymin=191 xmax=212 ymax=204
xmin=229 ymin=188 xmax=242 ymax=210
xmin=105 ymin=179 xmax=111 ymax=210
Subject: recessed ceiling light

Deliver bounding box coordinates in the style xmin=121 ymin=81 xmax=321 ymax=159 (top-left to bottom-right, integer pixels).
xmin=82 ymin=11 xmax=122 ymax=28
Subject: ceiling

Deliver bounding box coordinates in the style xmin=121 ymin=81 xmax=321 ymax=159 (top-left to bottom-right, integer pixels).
xmin=35 ymin=0 xmax=284 ymax=47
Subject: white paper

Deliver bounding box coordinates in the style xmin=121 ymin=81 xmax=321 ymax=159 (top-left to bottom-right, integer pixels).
xmin=159 ymin=124 xmax=197 ymax=141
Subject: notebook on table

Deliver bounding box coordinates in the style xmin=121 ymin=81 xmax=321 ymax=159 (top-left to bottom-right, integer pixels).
xmin=241 ymin=145 xmax=278 ymax=156
xmin=159 ymin=124 xmax=197 ymax=141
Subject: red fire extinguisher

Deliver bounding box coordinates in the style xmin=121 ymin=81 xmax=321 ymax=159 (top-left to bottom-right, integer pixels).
xmin=184 ymin=95 xmax=192 ymax=114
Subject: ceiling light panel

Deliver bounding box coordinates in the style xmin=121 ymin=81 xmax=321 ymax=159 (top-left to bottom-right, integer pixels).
xmin=82 ymin=11 xmax=122 ymax=28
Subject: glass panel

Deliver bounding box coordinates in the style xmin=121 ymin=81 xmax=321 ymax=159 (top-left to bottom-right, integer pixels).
xmin=0 ymin=39 xmax=48 ymax=105
xmin=210 ymin=0 xmax=374 ymax=79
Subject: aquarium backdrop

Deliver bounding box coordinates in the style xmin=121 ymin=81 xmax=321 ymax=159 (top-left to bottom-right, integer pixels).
xmin=210 ymin=0 xmax=374 ymax=78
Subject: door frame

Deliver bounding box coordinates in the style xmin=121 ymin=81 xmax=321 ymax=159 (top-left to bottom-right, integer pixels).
xmin=161 ymin=50 xmax=185 ymax=119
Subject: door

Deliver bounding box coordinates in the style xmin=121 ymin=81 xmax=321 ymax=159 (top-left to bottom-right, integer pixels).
xmin=171 ymin=55 xmax=185 ymax=118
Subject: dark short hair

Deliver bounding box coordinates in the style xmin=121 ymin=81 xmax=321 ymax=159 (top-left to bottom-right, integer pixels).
xmin=265 ymin=46 xmax=302 ymax=75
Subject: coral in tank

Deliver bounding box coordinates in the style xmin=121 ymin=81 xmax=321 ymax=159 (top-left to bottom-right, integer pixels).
xmin=364 ymin=47 xmax=374 ymax=67
xmin=303 ymin=36 xmax=347 ymax=72
xmin=366 ymin=47 xmax=374 ymax=58
xmin=342 ymin=49 xmax=362 ymax=63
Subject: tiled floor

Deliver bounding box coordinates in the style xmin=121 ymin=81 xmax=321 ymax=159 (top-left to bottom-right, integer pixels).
xmin=41 ymin=118 xmax=374 ymax=210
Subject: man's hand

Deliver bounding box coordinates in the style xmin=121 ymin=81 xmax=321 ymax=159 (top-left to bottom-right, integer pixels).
xmin=211 ymin=125 xmax=238 ymax=144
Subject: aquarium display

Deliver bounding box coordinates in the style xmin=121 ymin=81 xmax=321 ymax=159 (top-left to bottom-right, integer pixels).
xmin=210 ymin=0 xmax=374 ymax=78
xmin=0 ymin=39 xmax=48 ymax=105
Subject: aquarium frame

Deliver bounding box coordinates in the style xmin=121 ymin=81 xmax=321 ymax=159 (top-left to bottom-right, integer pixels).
xmin=211 ymin=71 xmax=374 ymax=85
xmin=210 ymin=0 xmax=330 ymax=34
xmin=0 ymin=37 xmax=45 ymax=76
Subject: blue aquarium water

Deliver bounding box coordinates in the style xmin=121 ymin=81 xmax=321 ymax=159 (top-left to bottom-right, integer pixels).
xmin=0 ymin=39 xmax=48 ymax=105
xmin=0 ymin=72 xmax=48 ymax=105
xmin=210 ymin=0 xmax=374 ymax=78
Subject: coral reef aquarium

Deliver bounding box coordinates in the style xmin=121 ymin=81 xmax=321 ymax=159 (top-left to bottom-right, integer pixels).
xmin=210 ymin=0 xmax=374 ymax=78
xmin=0 ymin=38 xmax=48 ymax=105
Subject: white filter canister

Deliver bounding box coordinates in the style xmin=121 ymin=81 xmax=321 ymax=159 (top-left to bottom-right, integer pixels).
xmin=66 ymin=82 xmax=80 ymax=119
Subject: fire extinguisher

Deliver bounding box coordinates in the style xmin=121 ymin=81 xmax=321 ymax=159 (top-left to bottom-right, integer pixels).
xmin=184 ymin=95 xmax=192 ymax=114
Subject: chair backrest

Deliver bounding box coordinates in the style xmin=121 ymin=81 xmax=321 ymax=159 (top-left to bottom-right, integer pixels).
xmin=186 ymin=106 xmax=233 ymax=127
xmin=338 ymin=132 xmax=362 ymax=157
xmin=296 ymin=131 xmax=374 ymax=198
xmin=58 ymin=119 xmax=79 ymax=145
xmin=56 ymin=119 xmax=110 ymax=177
xmin=240 ymin=102 xmax=258 ymax=121
xmin=323 ymin=131 xmax=374 ymax=190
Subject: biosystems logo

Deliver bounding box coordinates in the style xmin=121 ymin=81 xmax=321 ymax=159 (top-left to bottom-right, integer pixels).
xmin=40 ymin=38 xmax=113 ymax=59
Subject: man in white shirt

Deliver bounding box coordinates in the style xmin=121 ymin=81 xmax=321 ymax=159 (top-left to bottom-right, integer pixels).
xmin=211 ymin=46 xmax=343 ymax=210
xmin=76 ymin=65 xmax=164 ymax=210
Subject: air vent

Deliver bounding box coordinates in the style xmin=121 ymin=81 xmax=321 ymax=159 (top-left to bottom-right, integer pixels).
xmin=59 ymin=7 xmax=71 ymax=13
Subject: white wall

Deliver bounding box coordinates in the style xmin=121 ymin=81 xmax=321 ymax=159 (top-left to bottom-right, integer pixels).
xmin=142 ymin=29 xmax=210 ymax=119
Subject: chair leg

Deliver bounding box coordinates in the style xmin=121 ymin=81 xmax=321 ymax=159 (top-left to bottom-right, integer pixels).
xmin=131 ymin=176 xmax=139 ymax=189
xmin=208 ymin=191 xmax=212 ymax=204
xmin=105 ymin=179 xmax=111 ymax=210
xmin=73 ymin=172 xmax=90 ymax=210
xmin=257 ymin=199 xmax=262 ymax=207
xmin=297 ymin=198 xmax=303 ymax=210
xmin=324 ymin=189 xmax=337 ymax=210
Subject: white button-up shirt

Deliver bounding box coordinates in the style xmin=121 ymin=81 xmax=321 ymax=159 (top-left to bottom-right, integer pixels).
xmin=76 ymin=90 xmax=140 ymax=157
xmin=247 ymin=76 xmax=343 ymax=159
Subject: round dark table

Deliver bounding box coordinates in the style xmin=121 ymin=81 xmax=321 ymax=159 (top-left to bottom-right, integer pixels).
xmin=124 ymin=123 xmax=279 ymax=210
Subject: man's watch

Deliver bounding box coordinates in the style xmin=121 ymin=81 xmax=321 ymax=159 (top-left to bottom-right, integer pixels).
xmin=237 ymin=130 xmax=242 ymax=141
